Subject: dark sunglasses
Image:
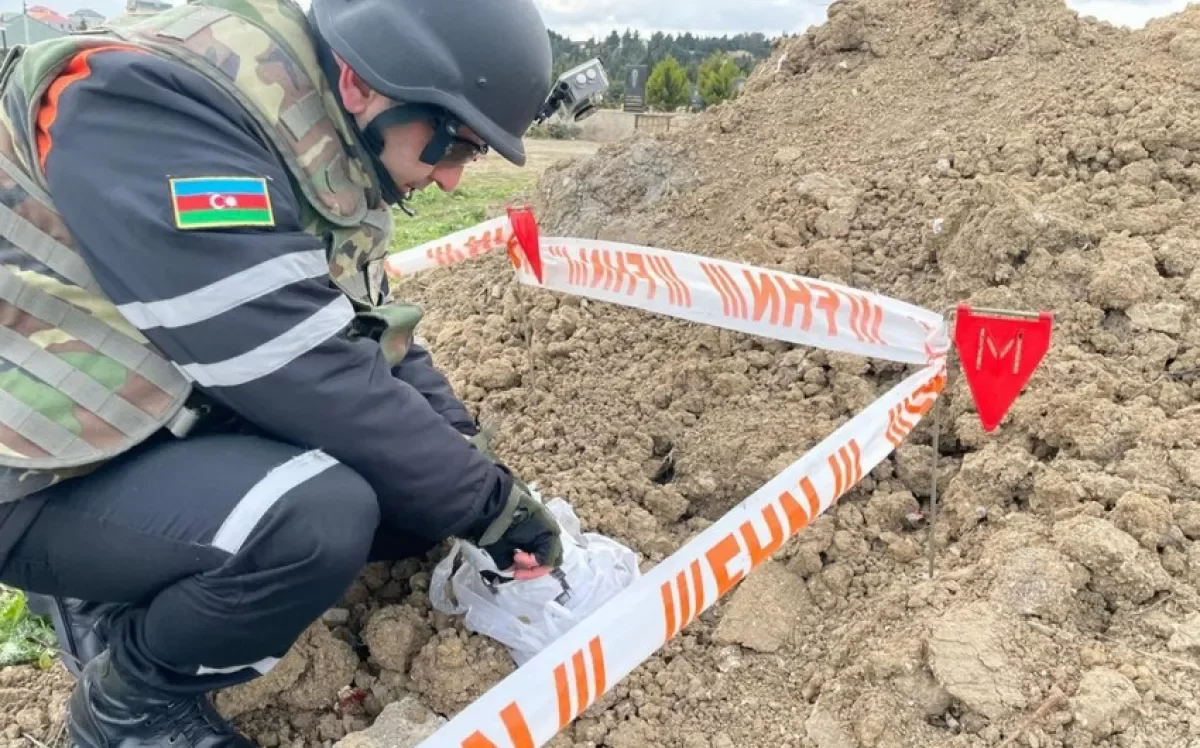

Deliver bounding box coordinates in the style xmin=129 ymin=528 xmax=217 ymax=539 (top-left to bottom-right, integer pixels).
xmin=366 ymin=103 xmax=489 ymax=167
xmin=408 ymin=106 xmax=490 ymax=167
xmin=426 ymin=121 xmax=489 ymax=166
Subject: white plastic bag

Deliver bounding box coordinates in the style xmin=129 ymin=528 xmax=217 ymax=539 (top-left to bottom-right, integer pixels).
xmin=430 ymin=494 xmax=640 ymax=664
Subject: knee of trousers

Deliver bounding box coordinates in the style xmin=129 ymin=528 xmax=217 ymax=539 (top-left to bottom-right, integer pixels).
xmin=237 ymin=457 xmax=381 ymax=596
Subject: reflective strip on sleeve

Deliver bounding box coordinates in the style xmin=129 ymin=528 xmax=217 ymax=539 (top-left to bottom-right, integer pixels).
xmin=176 ymin=295 xmax=354 ymax=388
xmin=116 ymin=249 xmax=329 ymax=330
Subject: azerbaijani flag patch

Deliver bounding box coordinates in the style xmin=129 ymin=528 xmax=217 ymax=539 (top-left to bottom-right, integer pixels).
xmin=168 ymin=176 xmax=275 ymax=230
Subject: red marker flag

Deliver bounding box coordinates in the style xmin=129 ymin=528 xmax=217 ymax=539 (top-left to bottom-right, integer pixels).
xmin=506 ymin=205 xmax=543 ymax=283
xmin=953 ymin=304 xmax=1053 ymax=432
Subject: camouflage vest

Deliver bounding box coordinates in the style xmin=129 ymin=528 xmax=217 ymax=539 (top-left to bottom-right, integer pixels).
xmin=0 ymin=0 xmax=417 ymax=501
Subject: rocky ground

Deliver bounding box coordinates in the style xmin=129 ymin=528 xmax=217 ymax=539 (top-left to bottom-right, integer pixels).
xmin=7 ymin=0 xmax=1200 ymax=746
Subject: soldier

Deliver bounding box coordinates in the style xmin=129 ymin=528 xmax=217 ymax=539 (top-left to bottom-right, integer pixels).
xmin=0 ymin=0 xmax=566 ymax=744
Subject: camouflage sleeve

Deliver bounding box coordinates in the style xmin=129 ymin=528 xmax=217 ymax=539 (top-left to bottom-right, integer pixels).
xmin=39 ymin=49 xmax=508 ymax=542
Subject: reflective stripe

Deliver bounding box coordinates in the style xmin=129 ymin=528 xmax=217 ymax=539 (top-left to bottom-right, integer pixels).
xmin=116 ymin=249 xmax=329 ymax=330
xmin=196 ymin=656 xmax=280 ymax=677
xmin=177 ymin=295 xmax=353 ymax=388
xmin=194 ymin=450 xmax=340 ymax=678
xmin=209 ymin=448 xmax=339 ymax=554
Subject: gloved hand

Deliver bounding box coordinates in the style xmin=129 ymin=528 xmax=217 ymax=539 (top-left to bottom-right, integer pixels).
xmin=475 ymin=474 xmax=563 ymax=572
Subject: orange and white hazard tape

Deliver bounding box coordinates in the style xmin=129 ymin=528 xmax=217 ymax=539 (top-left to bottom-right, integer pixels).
xmin=384 ymin=216 xmax=514 ymax=278
xmin=383 ymin=211 xmax=948 ymax=748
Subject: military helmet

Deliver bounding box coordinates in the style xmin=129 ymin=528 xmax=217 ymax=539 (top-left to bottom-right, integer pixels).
xmin=309 ymin=0 xmax=553 ymax=167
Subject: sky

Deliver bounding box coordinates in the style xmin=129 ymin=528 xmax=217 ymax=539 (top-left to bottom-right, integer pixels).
xmin=0 ymin=0 xmax=1195 ymax=40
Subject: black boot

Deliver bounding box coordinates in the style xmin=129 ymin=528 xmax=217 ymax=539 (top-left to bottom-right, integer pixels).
xmin=25 ymin=593 xmax=122 ymax=678
xmin=68 ymin=650 xmax=255 ymax=748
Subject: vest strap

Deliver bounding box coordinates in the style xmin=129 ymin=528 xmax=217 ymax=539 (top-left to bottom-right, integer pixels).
xmin=0 ymin=267 xmax=188 ymax=398
xmin=280 ymin=92 xmax=327 ymax=141
xmin=0 ymin=324 xmax=159 ymax=437
xmin=0 ymin=386 xmax=95 ymax=461
xmin=0 ymin=199 xmax=99 ymax=293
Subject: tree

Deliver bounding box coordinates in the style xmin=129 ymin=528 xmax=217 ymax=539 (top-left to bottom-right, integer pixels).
xmin=542 ymin=28 xmax=774 ymax=110
xmin=697 ymin=52 xmax=742 ymax=107
xmin=646 ymin=55 xmax=689 ymax=112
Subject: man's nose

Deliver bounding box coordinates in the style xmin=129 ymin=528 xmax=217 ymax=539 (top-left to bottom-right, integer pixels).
xmin=432 ymin=165 xmax=465 ymax=192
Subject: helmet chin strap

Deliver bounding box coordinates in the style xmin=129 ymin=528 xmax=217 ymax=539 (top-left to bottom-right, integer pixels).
xmin=308 ymin=7 xmax=418 ymax=213
xmin=359 ymin=111 xmax=412 ymax=213
xmin=363 ymin=104 xmax=457 ymax=159
xmin=353 ymin=104 xmax=460 ymax=216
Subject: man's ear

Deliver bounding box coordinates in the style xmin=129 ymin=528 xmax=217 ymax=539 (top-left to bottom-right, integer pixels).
xmin=336 ymin=58 xmax=375 ymax=115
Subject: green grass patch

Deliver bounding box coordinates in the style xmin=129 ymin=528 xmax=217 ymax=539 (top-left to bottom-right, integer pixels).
xmin=0 ymin=586 xmax=57 ymax=669
xmin=389 ymin=170 xmax=536 ymax=253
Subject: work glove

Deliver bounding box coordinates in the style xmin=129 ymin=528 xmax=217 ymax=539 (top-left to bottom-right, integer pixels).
xmin=475 ymin=473 xmax=564 ymax=571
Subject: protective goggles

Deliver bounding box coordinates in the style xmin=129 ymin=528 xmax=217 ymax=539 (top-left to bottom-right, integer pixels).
xmin=424 ymin=118 xmax=489 ymax=166
xmin=364 ymin=103 xmax=489 ymax=167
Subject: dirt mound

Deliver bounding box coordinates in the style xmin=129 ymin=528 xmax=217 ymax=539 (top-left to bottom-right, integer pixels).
xmin=9 ymin=0 xmax=1200 ymax=746
xmin=399 ymin=0 xmax=1200 ymax=744
xmin=0 ymin=664 xmax=70 ymax=746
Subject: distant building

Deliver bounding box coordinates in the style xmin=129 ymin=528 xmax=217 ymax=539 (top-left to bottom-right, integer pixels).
xmin=68 ymin=7 xmax=106 ymax=30
xmin=0 ymin=12 xmax=69 ymax=47
xmin=124 ymin=0 xmax=173 ymax=16
xmin=107 ymin=0 xmax=173 ymax=26
xmin=26 ymin=4 xmax=72 ymax=31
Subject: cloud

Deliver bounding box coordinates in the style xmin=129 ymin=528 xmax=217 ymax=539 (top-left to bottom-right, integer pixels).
xmin=534 ymin=0 xmax=1199 ymax=40
xmin=532 ymin=0 xmax=830 ymax=39
xmin=30 ymin=0 xmax=1200 ymax=42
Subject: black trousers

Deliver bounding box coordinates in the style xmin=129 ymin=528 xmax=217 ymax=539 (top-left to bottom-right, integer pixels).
xmin=0 ymin=431 xmax=433 ymax=695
